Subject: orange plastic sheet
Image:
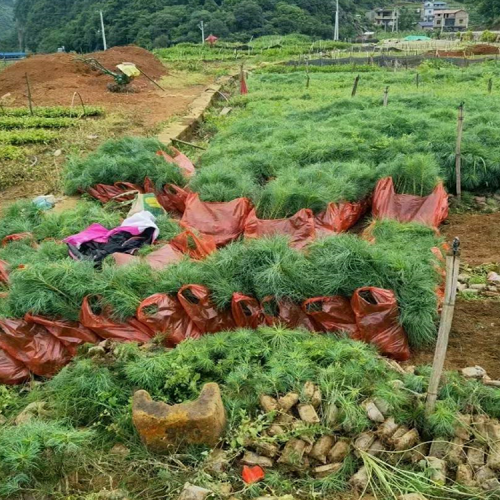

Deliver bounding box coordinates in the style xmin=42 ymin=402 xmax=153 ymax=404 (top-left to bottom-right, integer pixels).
xmin=262 ymin=296 xmax=316 ymax=331
xmin=0 ymin=260 xmax=9 ymax=284
xmin=137 ymin=293 xmax=201 ymax=347
xmin=231 ymin=293 xmax=265 ymax=329
xmin=146 ymin=181 xmax=190 ymax=215
xmin=112 ymin=244 xmax=184 ymax=270
xmin=178 ymin=285 xmax=236 ymax=334
xmin=87 ymin=182 xmax=142 ymax=204
xmin=157 ymin=148 xmax=196 ymax=178
xmin=351 ymin=287 xmax=410 ymax=362
xmin=302 ymin=296 xmax=358 ymax=336
xmin=181 ymin=194 xmax=252 ymax=247
xmin=315 ymin=200 xmax=369 ymax=236
xmin=372 ymin=177 xmax=449 ymax=228
xmin=244 ymin=209 xmax=316 ymax=250
xmin=170 ymin=230 xmax=216 ymax=260
xmin=80 ymin=296 xmax=154 ymax=343
xmin=1 ymin=232 xmax=34 ymax=246
xmin=0 ymin=318 xmax=71 ymax=377
xmin=25 ymin=314 xmax=100 ymax=356
xmin=0 ymin=349 xmax=30 ymax=385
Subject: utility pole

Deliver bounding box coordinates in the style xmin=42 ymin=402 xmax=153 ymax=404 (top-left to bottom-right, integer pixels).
xmin=100 ymin=11 xmax=107 ymax=51
xmin=199 ymin=20 xmax=205 ymax=44
xmin=334 ymin=0 xmax=339 ymax=41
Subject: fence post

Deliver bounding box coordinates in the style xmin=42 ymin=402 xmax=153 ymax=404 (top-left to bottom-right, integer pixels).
xmin=383 ymin=86 xmax=389 ymax=107
xmin=455 ymin=102 xmax=464 ymax=202
xmin=306 ymin=60 xmax=310 ymax=89
xmin=351 ymin=75 xmax=360 ymax=98
xmin=425 ymin=238 xmax=461 ymax=416
xmin=488 ymin=78 xmax=493 ymax=94
xmin=416 ymin=72 xmax=420 ymax=89
xmin=25 ymin=73 xmax=34 ymax=116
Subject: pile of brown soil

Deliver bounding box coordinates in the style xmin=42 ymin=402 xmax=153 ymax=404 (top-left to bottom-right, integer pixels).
xmin=433 ymin=44 xmax=500 ymax=57
xmin=0 ymin=45 xmax=209 ymax=128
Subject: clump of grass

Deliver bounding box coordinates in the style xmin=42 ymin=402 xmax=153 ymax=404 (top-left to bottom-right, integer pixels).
xmin=0 ymin=129 xmax=58 ymax=145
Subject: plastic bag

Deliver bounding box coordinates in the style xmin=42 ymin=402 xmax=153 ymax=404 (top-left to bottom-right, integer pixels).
xmin=315 ymin=200 xmax=369 ymax=236
xmin=302 ymin=296 xmax=358 ymax=336
xmin=178 ymin=285 xmax=235 ymax=334
xmin=351 ymin=287 xmax=410 ymax=361
xmin=231 ymin=293 xmax=265 ymax=329
xmin=25 ymin=314 xmax=100 ymax=356
xmin=242 ymin=465 xmax=264 ymax=484
xmin=181 ymin=193 xmax=252 ymax=246
xmin=112 ymin=244 xmax=183 ymax=270
xmin=87 ymin=182 xmax=142 ymax=204
xmin=170 ymin=230 xmax=216 ymax=260
xmin=261 ymin=296 xmax=316 ymax=331
xmin=0 ymin=318 xmax=71 ymax=377
xmin=0 ymin=348 xmax=30 ymax=385
xmin=137 ymin=293 xmax=201 ymax=347
xmin=157 ymin=148 xmax=196 ymax=179
xmin=0 ymin=260 xmax=9 ymax=284
xmin=80 ymin=296 xmax=154 ymax=343
xmin=244 ymin=208 xmax=316 ymax=250
xmin=128 ymin=193 xmax=166 ymax=218
xmin=1 ymin=232 xmax=34 ymax=246
xmin=372 ymin=177 xmax=449 ymax=228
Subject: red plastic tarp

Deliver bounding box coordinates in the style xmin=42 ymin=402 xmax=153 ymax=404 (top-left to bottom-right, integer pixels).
xmin=87 ymin=182 xmax=142 ymax=204
xmin=0 ymin=349 xmax=30 ymax=385
xmin=144 ymin=180 xmax=190 ymax=215
xmin=170 ymin=230 xmax=216 ymax=260
xmin=244 ymin=208 xmax=316 ymax=250
xmin=1 ymin=232 xmax=34 ymax=246
xmin=112 ymin=244 xmax=183 ymax=270
xmin=25 ymin=314 xmax=100 ymax=356
xmin=315 ymin=200 xmax=369 ymax=236
xmin=181 ymin=193 xmax=252 ymax=247
xmin=302 ymin=296 xmax=358 ymax=336
xmin=137 ymin=293 xmax=201 ymax=346
xmin=262 ymin=296 xmax=316 ymax=331
xmin=0 ymin=260 xmax=9 ymax=284
xmin=80 ymin=296 xmax=154 ymax=343
xmin=178 ymin=285 xmax=236 ymax=334
xmin=351 ymin=287 xmax=410 ymax=362
xmin=231 ymin=293 xmax=265 ymax=329
xmin=157 ymin=148 xmax=196 ymax=179
xmin=372 ymin=177 xmax=448 ymax=228
xmin=0 ymin=318 xmax=71 ymax=377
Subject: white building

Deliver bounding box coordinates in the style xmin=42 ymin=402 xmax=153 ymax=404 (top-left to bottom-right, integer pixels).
xmin=421 ymin=1 xmax=448 ymax=26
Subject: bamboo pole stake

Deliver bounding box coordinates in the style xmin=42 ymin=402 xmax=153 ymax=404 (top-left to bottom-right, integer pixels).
xmin=455 ymin=103 xmax=464 ymax=202
xmin=351 ymin=75 xmax=360 ymax=98
xmin=71 ymin=91 xmax=86 ymax=115
xmin=416 ymin=72 xmax=420 ymax=88
xmin=425 ymin=238 xmax=461 ymax=416
xmin=138 ymin=67 xmax=166 ymax=91
xmin=488 ymin=78 xmax=493 ymax=94
xmin=306 ymin=60 xmax=310 ymax=89
xmin=383 ymin=86 xmax=389 ymax=107
xmin=25 ymin=73 xmax=34 ymax=116
xmin=172 ymin=138 xmax=207 ymax=150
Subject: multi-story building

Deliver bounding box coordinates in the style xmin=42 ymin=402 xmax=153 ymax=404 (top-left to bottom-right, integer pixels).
xmin=420 ymin=1 xmax=447 ymax=29
xmin=433 ymin=9 xmax=469 ymax=31
xmin=366 ymin=8 xmax=399 ymax=31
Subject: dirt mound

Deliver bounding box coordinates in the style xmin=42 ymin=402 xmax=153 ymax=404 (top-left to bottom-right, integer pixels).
xmin=434 ymin=44 xmax=500 ymax=57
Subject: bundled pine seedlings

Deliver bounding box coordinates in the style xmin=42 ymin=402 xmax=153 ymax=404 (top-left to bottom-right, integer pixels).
xmin=64 ymin=137 xmax=187 ymax=194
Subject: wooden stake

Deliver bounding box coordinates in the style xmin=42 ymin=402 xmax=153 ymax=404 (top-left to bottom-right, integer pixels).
xmin=351 ymin=75 xmax=360 ymax=98
xmin=306 ymin=60 xmax=310 ymax=90
xmin=488 ymin=78 xmax=493 ymax=94
xmin=138 ymin=67 xmax=166 ymax=91
xmin=25 ymin=73 xmax=34 ymax=116
xmin=383 ymin=86 xmax=389 ymax=107
xmin=416 ymin=72 xmax=420 ymax=89
xmin=425 ymin=238 xmax=461 ymax=416
xmin=455 ymin=103 xmax=464 ymax=202
xmin=172 ymin=138 xmax=207 ymax=150
xmin=71 ymin=91 xmax=86 ymax=115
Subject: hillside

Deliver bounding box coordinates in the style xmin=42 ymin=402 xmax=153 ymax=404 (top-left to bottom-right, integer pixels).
xmin=0 ymin=0 xmax=14 ymax=38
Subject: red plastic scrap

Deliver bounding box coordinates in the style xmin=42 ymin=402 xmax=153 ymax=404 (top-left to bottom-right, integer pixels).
xmin=112 ymin=244 xmax=183 ymax=270
xmin=231 ymin=293 xmax=265 ymax=329
xmin=87 ymin=182 xmax=142 ymax=204
xmin=261 ymin=296 xmax=317 ymax=331
xmin=0 ymin=349 xmax=30 ymax=385
xmin=145 ymin=181 xmax=190 ymax=215
xmin=351 ymin=287 xmax=410 ymax=362
xmin=1 ymin=232 xmax=34 ymax=246
xmin=178 ymin=285 xmax=235 ymax=334
xmin=372 ymin=177 xmax=449 ymax=228
xmin=244 ymin=208 xmax=316 ymax=250
xmin=157 ymin=148 xmax=196 ymax=178
xmin=315 ymin=200 xmax=369 ymax=236
xmin=180 ymin=193 xmax=252 ymax=247
xmin=170 ymin=230 xmax=216 ymax=260
xmin=242 ymin=465 xmax=265 ymax=484
xmin=80 ymin=296 xmax=154 ymax=343
xmin=302 ymin=296 xmax=358 ymax=336
xmin=0 ymin=260 xmax=9 ymax=284
xmin=137 ymin=293 xmax=201 ymax=346
xmin=0 ymin=318 xmax=71 ymax=377
xmin=24 ymin=314 xmax=99 ymax=356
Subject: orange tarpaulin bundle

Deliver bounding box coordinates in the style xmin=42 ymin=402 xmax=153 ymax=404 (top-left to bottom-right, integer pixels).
xmin=137 ymin=293 xmax=201 ymax=347
xmin=157 ymin=148 xmax=196 ymax=179
xmin=181 ymin=193 xmax=252 ymax=247
xmin=315 ymin=200 xmax=370 ymax=236
xmin=372 ymin=177 xmax=448 ymax=229
xmin=244 ymin=208 xmax=316 ymax=250
xmin=351 ymin=287 xmax=410 ymax=362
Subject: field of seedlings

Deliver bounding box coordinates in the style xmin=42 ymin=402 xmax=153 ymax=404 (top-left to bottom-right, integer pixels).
xmin=0 ymin=43 xmax=500 ymax=500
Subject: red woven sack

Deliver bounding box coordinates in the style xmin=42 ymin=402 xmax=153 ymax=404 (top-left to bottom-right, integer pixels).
xmin=351 ymin=287 xmax=410 ymax=362
xmin=137 ymin=293 xmax=201 ymax=346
